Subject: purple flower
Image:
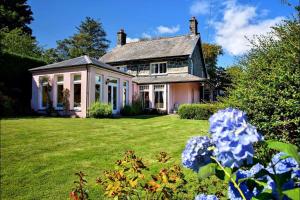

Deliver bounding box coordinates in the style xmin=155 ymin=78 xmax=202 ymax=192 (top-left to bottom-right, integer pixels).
xmin=209 ymin=108 xmax=263 ymax=168
xmin=195 ymin=194 xmax=218 ymax=200
xmin=182 ymin=136 xmax=213 ymax=172
xmin=228 ymin=163 xmax=264 ymax=200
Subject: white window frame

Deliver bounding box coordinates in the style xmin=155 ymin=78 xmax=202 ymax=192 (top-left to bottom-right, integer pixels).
xmin=56 ymin=75 xmax=64 ymax=110
xmin=139 ymin=85 xmax=150 ymax=109
xmin=150 ymin=62 xmax=167 ymax=75
xmin=95 ymin=74 xmax=103 ymax=102
xmin=117 ymin=66 xmax=128 ymax=72
xmin=153 ymin=84 xmax=165 ymax=109
xmin=123 ymin=81 xmax=129 ymax=106
xmin=39 ymin=77 xmax=49 ymax=110
xmin=73 ymin=74 xmax=81 ymax=111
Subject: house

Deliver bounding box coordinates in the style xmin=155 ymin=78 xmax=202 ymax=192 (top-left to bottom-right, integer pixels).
xmin=100 ymin=17 xmax=213 ymax=113
xmin=30 ymin=17 xmax=213 ymax=117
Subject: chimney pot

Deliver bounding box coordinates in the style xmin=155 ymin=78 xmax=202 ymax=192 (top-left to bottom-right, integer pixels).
xmin=117 ymin=28 xmax=126 ymax=46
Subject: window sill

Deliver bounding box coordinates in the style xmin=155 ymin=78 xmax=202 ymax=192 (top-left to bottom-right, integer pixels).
xmin=150 ymin=73 xmax=167 ymax=76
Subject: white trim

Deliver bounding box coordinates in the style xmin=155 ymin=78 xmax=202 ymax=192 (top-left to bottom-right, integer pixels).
xmin=39 ymin=76 xmax=48 ymax=110
xmin=55 ymin=75 xmax=64 ymax=109
xmin=95 ymin=74 xmax=103 ymax=102
xmin=72 ymin=74 xmax=82 ymax=111
xmin=107 ymin=77 xmax=119 ymax=114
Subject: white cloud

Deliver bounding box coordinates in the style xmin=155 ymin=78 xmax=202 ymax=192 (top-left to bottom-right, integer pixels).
xmin=213 ymin=0 xmax=284 ymax=56
xmin=156 ymin=25 xmax=180 ymax=34
xmin=126 ymin=37 xmax=139 ymax=43
xmin=190 ymin=0 xmax=210 ymax=16
xmin=142 ymin=32 xmax=151 ymax=39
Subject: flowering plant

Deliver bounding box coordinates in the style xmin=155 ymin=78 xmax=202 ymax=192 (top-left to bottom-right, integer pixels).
xmin=182 ymin=108 xmax=300 ymax=200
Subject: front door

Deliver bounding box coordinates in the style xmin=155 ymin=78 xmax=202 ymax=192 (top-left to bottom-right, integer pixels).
xmin=108 ymin=82 xmax=118 ymax=113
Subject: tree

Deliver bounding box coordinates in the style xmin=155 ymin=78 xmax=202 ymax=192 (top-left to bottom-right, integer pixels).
xmin=0 ymin=27 xmax=42 ymax=58
xmin=0 ymin=0 xmax=33 ymax=35
xmin=53 ymin=17 xmax=110 ymax=59
xmin=224 ymin=16 xmax=300 ymax=146
xmin=202 ymin=43 xmax=223 ymax=79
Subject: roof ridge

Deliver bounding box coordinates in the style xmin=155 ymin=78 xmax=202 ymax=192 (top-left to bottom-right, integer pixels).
xmin=84 ymin=55 xmax=92 ymax=64
xmin=123 ymin=34 xmax=197 ymax=45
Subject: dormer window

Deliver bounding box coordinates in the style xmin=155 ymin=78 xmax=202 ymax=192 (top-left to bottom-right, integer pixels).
xmin=150 ymin=62 xmax=167 ymax=75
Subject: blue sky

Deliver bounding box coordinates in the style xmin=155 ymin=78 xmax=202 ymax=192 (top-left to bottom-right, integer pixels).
xmin=28 ymin=0 xmax=297 ymax=67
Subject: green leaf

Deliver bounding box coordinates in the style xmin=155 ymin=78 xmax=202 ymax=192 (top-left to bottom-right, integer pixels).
xmin=252 ymin=189 xmax=273 ymax=200
xmin=282 ymin=188 xmax=300 ymax=200
xmin=198 ymin=163 xmax=217 ymax=179
xmin=266 ymin=140 xmax=300 ymax=164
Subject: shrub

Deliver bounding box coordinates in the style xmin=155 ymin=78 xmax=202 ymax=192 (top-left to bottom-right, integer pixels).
xmin=89 ymin=102 xmax=112 ymax=118
xmin=120 ymin=97 xmax=143 ymax=116
xmin=223 ymin=18 xmax=300 ymax=146
xmin=178 ymin=104 xmax=224 ymax=120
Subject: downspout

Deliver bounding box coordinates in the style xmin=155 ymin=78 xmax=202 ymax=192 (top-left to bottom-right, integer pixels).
xmin=86 ymin=65 xmax=89 ymax=117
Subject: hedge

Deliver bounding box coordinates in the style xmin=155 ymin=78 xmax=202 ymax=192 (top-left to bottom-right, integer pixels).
xmin=178 ymin=104 xmax=224 ymax=120
xmin=0 ymin=51 xmax=46 ymax=116
xmin=89 ymin=102 xmax=112 ymax=118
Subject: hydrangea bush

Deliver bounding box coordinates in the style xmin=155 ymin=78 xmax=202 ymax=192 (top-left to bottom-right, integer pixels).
xmin=182 ymin=108 xmax=300 ymax=200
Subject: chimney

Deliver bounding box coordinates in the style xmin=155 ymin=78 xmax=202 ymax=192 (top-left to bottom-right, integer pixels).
xmin=189 ymin=17 xmax=198 ymax=35
xmin=117 ymin=29 xmax=126 ymax=46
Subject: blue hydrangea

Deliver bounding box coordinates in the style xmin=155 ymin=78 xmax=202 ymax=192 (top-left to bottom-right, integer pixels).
xmin=228 ymin=163 xmax=264 ymax=200
xmin=195 ymin=194 xmax=218 ymax=200
xmin=266 ymin=152 xmax=299 ymax=175
xmin=264 ymin=152 xmax=300 ymax=199
xmin=209 ymin=108 xmax=263 ymax=168
xmin=182 ymin=136 xmax=213 ymax=172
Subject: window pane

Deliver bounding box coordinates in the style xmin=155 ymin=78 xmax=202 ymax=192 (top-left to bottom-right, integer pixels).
xmin=42 ymin=85 xmax=48 ymax=107
xmin=160 ymin=63 xmax=166 ymax=73
xmin=74 ymin=74 xmax=81 ymax=81
xmin=155 ymin=64 xmax=159 ymax=73
xmin=57 ymin=76 xmax=64 ymax=82
xmin=108 ymin=85 xmax=112 ymax=104
xmin=113 ymin=86 xmax=117 ymax=110
xmin=95 ymin=75 xmax=101 ymax=84
xmin=155 ymin=91 xmax=164 ymax=108
xmin=57 ymin=84 xmax=64 ymax=107
xmin=74 ymin=84 xmax=81 ymax=107
xmin=95 ymin=84 xmax=101 ymax=102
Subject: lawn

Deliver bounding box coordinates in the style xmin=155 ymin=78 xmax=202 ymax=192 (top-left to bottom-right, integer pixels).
xmin=0 ymin=115 xmax=211 ymax=200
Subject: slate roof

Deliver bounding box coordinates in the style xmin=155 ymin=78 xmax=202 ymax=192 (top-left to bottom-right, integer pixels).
xmin=100 ymin=35 xmax=200 ymax=63
xmin=29 ymin=55 xmax=133 ymax=76
xmin=132 ymin=74 xmax=206 ymax=84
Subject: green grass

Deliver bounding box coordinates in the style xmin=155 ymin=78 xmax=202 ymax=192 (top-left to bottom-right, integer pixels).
xmin=1 ymin=115 xmax=210 ymax=199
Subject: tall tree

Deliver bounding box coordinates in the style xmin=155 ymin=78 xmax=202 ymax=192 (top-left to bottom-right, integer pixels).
xmin=0 ymin=28 xmax=42 ymax=57
xmin=202 ymin=43 xmax=223 ymax=80
xmin=54 ymin=17 xmax=110 ymax=59
xmin=0 ymin=0 xmax=33 ymax=35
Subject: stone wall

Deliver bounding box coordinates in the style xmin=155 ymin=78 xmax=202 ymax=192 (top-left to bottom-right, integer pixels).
xmin=112 ymin=57 xmax=190 ymax=76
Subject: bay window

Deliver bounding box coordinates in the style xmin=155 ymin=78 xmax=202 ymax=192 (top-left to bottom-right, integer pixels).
xmin=73 ymin=74 xmax=81 ymax=109
xmin=95 ymin=75 xmax=102 ymax=102
xmin=56 ymin=75 xmax=64 ymax=108
xmin=154 ymin=84 xmax=165 ymax=109
xmin=139 ymin=85 xmax=149 ymax=109
xmin=150 ymin=62 xmax=167 ymax=74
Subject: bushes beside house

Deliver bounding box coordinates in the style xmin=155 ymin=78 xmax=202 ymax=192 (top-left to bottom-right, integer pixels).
xmin=178 ymin=103 xmax=224 ymax=120
xmin=89 ymin=102 xmax=112 ymax=118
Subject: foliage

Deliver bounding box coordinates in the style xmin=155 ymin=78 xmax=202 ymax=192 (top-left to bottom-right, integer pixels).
xmin=88 ymin=102 xmax=112 ymax=118
xmin=0 ymin=51 xmax=46 ymax=116
xmin=70 ymin=171 xmax=89 ymax=200
xmin=0 ymin=0 xmax=33 ymax=35
xmin=95 ymin=150 xmax=190 ymax=199
xmin=223 ymin=18 xmax=300 ymax=146
xmin=47 ymin=17 xmax=110 ymax=61
xmin=178 ymin=103 xmax=224 ymax=120
xmin=120 ymin=95 xmax=143 ymax=116
xmin=202 ymin=43 xmax=223 ymax=80
xmin=0 ymin=28 xmax=42 ymax=58
xmin=62 ymin=88 xmax=70 ymax=116
xmin=182 ymin=108 xmax=300 ymax=200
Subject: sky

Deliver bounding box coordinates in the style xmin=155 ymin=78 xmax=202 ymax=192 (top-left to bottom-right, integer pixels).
xmin=28 ymin=0 xmax=298 ymax=67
